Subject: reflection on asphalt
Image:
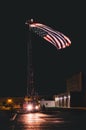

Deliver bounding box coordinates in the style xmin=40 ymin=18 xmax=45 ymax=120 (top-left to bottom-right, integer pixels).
xmin=1 ymin=111 xmax=86 ymax=130
xmin=11 ymin=112 xmax=65 ymax=130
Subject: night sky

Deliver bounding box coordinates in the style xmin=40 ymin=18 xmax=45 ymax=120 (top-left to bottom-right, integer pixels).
xmin=0 ymin=1 xmax=86 ymax=97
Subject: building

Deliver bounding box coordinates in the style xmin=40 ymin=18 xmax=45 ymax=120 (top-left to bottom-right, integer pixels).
xmin=40 ymin=99 xmax=55 ymax=108
xmin=0 ymin=97 xmax=24 ymax=110
xmin=54 ymin=72 xmax=86 ymax=108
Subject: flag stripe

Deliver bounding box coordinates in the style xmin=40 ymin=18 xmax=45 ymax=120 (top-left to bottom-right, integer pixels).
xmin=29 ymin=22 xmax=71 ymax=49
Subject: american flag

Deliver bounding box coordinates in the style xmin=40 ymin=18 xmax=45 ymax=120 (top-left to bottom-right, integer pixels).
xmin=26 ymin=20 xmax=71 ymax=50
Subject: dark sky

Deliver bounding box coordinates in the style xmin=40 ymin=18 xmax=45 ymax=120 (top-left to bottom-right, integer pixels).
xmin=0 ymin=1 xmax=86 ymax=97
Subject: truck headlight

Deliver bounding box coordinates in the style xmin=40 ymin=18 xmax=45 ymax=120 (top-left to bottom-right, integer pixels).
xmin=35 ymin=105 xmax=39 ymax=110
xmin=27 ymin=104 xmax=33 ymax=111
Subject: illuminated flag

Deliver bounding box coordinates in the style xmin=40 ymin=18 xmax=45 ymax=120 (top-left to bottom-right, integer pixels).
xmin=26 ymin=19 xmax=71 ymax=50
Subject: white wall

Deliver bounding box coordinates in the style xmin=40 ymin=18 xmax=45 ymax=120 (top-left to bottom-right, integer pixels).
xmin=40 ymin=100 xmax=55 ymax=108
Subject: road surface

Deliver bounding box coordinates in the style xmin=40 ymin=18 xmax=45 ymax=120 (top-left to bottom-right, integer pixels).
xmin=0 ymin=110 xmax=86 ymax=130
